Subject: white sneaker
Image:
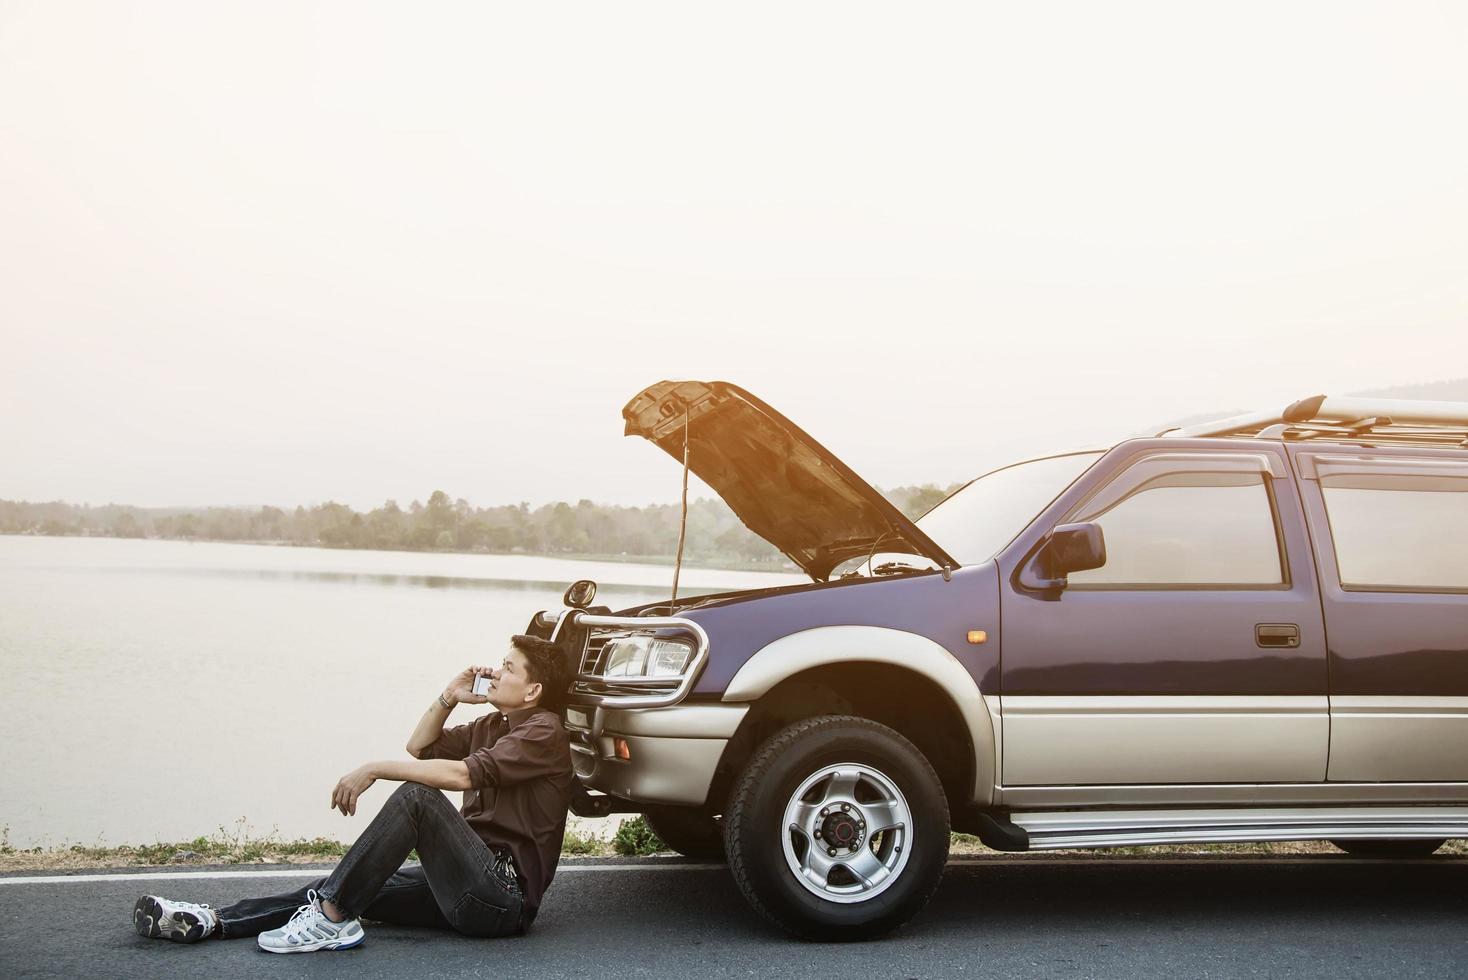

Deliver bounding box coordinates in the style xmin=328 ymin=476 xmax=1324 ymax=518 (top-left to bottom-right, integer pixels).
xmin=257 ymin=889 xmax=365 ymax=954
xmin=133 ymin=895 xmax=217 ymax=943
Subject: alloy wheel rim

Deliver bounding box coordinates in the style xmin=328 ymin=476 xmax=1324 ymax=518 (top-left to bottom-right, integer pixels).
xmin=780 ymin=762 xmax=913 ymax=904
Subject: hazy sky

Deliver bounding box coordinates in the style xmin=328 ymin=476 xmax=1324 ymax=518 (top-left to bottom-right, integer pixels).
xmin=4 ymin=2 xmax=1466 ymax=509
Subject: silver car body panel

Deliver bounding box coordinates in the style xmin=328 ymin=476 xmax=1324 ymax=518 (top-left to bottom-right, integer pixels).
xmin=1000 ymin=695 xmax=1329 ymax=785
xmin=563 ymin=702 xmax=748 ymax=807
xmin=999 ymin=781 xmax=1468 ymax=808
xmin=1011 ymin=805 xmax=1468 ymax=849
xmin=1327 ymin=696 xmax=1468 ymax=782
xmin=721 ymin=625 xmax=998 ymax=805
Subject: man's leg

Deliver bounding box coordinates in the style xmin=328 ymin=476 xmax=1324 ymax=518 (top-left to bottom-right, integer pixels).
xmin=136 ymin=779 xmax=489 ymax=945
xmin=212 ymin=877 xmax=326 ymax=939
xmin=315 ymin=782 xmax=523 ymax=938
xmin=150 ymin=782 xmax=519 ymax=949
xmin=197 ymin=866 xmax=450 ymax=942
xmin=355 ymin=865 xmax=452 ymax=929
xmin=134 ymin=874 xmax=327 ymax=943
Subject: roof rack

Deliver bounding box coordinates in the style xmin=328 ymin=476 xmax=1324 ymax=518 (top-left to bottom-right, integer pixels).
xmin=1157 ymin=395 xmax=1468 ymax=449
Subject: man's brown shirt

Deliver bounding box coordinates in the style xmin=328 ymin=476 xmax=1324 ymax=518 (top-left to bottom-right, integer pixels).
xmin=422 ymin=706 xmax=574 ymax=916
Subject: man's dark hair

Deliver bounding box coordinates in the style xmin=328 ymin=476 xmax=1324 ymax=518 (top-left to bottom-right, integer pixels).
xmin=510 ymin=634 xmax=573 ymax=710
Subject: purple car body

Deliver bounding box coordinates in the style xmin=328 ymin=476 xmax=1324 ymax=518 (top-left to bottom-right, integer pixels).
xmin=542 ymin=382 xmax=1468 ymax=939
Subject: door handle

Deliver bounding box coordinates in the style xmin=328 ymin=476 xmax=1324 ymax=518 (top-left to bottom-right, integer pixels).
xmin=1256 ymin=624 xmax=1300 ymax=648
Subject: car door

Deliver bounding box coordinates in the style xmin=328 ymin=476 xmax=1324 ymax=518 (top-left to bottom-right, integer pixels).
xmin=1291 ymin=449 xmax=1468 ymax=783
xmin=997 ymin=444 xmax=1329 ymax=791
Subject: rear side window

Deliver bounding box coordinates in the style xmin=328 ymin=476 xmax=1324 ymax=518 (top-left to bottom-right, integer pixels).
xmin=1319 ymin=465 xmax=1468 ymax=592
xmin=1063 ymin=453 xmax=1286 ymax=588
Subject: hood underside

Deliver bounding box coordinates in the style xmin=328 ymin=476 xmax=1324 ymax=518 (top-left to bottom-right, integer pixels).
xmin=623 ymin=380 xmax=958 ymax=581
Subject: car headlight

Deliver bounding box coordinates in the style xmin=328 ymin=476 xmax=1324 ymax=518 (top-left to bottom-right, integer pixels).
xmin=599 ymin=635 xmax=695 ymax=678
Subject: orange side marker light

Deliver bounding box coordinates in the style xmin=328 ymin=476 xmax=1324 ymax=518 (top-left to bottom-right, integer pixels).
xmin=967 ymin=630 xmax=988 ymax=645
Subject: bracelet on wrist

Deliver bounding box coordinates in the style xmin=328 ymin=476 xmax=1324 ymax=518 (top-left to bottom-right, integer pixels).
xmin=437 ymin=692 xmax=453 ymax=710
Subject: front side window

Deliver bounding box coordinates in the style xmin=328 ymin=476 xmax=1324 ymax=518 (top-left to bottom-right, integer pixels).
xmin=1064 ymin=455 xmax=1285 ymax=587
xmin=1320 ymin=465 xmax=1468 ymax=592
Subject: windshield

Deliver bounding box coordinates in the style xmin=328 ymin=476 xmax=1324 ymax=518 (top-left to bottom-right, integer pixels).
xmin=916 ymin=452 xmax=1102 ymax=563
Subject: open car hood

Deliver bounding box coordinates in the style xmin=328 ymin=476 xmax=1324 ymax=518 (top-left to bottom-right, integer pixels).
xmin=623 ymin=380 xmax=959 ymax=581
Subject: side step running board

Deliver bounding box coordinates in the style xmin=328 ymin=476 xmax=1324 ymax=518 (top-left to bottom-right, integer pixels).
xmin=996 ymin=806 xmax=1468 ymax=851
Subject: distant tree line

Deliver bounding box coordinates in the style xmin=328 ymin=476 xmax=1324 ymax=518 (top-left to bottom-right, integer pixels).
xmin=0 ymin=484 xmax=957 ymax=568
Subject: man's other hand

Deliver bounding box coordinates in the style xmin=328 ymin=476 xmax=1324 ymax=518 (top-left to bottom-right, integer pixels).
xmin=444 ymin=665 xmax=492 ymax=706
xmin=331 ymin=764 xmax=378 ymax=816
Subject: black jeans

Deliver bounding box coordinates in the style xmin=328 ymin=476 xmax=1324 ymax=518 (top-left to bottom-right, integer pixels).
xmin=216 ymin=782 xmax=524 ymax=939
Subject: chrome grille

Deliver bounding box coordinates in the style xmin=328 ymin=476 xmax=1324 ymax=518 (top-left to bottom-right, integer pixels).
xmin=580 ymin=634 xmax=613 ymax=676
xmin=553 ymin=612 xmax=710 ymax=709
xmin=571 ymin=631 xmax=682 ymax=698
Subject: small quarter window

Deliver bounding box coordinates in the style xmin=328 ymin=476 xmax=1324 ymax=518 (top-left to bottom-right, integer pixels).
xmin=1319 ymin=466 xmax=1468 ymax=592
xmin=1064 ymin=454 xmax=1285 ymax=588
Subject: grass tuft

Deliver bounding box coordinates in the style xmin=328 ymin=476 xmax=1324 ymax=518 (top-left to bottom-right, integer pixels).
xmin=562 ymin=826 xmax=612 ymax=856
xmin=612 ymin=816 xmax=666 ymax=856
xmin=0 ymin=818 xmax=348 ymax=872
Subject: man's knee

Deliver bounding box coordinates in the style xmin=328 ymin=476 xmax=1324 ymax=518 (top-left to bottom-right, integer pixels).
xmin=384 ymin=780 xmax=446 ymax=809
xmin=389 ymin=781 xmax=438 ymax=808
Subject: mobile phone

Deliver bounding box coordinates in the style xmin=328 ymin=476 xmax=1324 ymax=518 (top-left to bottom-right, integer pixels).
xmin=472 ymin=674 xmax=492 ymax=697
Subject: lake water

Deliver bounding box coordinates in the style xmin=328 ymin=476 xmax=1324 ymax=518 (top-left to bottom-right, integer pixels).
xmin=0 ymin=536 xmax=800 ymax=849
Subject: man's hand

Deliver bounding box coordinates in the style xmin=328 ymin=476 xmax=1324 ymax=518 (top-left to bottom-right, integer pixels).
xmin=331 ymin=764 xmax=378 ymax=816
xmin=407 ymin=666 xmax=489 ymax=759
xmin=443 ymin=665 xmax=492 ymax=706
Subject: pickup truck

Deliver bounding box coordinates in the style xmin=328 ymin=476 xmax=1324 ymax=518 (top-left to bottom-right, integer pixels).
xmin=530 ymin=381 xmax=1468 ymax=940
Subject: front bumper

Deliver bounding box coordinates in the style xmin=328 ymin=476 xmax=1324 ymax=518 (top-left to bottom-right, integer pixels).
xmin=564 ymin=701 xmax=748 ymax=807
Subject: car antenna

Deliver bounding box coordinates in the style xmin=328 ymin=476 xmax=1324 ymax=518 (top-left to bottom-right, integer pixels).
xmin=669 ymin=400 xmax=691 ymax=610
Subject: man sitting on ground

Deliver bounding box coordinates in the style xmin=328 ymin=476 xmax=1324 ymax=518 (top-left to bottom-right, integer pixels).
xmin=132 ymin=633 xmax=574 ymax=952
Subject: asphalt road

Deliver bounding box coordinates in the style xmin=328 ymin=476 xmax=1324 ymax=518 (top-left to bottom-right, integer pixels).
xmin=3 ymin=855 xmax=1467 ymax=979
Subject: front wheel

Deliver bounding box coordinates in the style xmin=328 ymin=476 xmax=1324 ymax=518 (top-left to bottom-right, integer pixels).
xmin=1331 ymin=838 xmax=1446 ymax=858
xmin=724 ymin=715 xmax=949 ymax=941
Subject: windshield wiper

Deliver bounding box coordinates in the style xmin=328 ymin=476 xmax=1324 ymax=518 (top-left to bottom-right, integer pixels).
xmin=871 ymin=561 xmax=927 ymax=576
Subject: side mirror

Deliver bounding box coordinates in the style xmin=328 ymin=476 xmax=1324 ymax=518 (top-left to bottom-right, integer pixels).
xmin=563 ymin=579 xmax=597 ymax=609
xmin=1018 ymin=522 xmax=1106 ymax=592
xmin=1049 ymin=522 xmax=1106 ymax=575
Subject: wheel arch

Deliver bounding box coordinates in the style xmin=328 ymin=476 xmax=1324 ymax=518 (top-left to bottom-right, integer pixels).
xmin=710 ymin=625 xmax=997 ymax=809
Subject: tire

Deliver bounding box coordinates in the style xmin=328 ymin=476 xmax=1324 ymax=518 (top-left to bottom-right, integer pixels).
xmin=642 ymin=806 xmax=726 ymax=860
xmin=724 ymin=715 xmax=949 ymax=942
xmin=1330 ymin=838 xmax=1446 ymax=858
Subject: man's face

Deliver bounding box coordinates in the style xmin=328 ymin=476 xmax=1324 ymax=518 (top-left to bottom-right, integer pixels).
xmin=484 ymin=647 xmax=541 ymax=711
